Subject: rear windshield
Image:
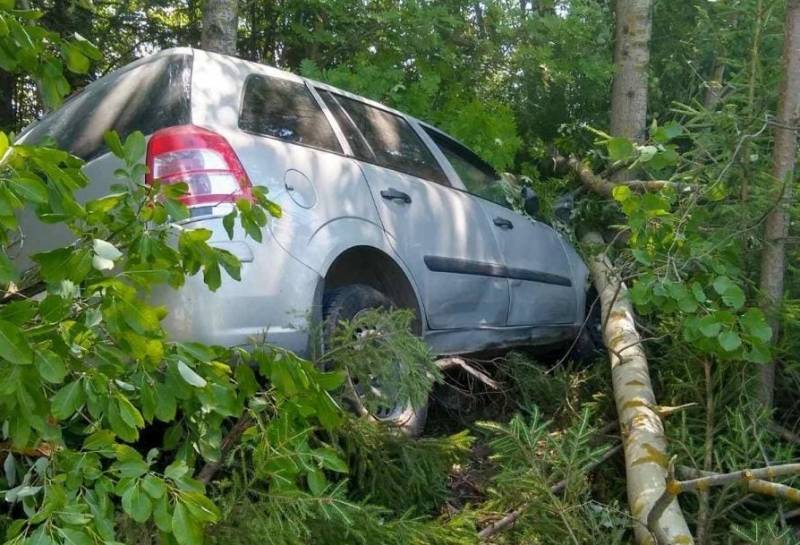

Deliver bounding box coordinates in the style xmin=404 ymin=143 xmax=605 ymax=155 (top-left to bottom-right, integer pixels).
xmin=21 ymin=52 xmax=192 ymax=160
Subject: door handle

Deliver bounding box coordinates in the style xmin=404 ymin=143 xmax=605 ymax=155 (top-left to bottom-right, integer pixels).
xmin=493 ymin=217 xmax=514 ymax=229
xmin=380 ymin=188 xmax=412 ymax=204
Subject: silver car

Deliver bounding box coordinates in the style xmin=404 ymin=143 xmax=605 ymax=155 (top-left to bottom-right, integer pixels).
xmin=19 ymin=48 xmax=590 ymax=431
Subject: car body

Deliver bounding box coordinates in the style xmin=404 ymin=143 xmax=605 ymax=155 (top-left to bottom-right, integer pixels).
xmin=17 ymin=47 xmax=589 ymax=358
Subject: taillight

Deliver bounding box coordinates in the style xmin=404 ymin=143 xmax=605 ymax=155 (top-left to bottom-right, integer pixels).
xmin=145 ymin=125 xmax=253 ymax=206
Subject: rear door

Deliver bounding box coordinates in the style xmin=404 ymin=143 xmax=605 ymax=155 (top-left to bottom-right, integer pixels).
xmin=317 ymin=90 xmax=508 ymax=330
xmin=423 ymin=128 xmax=577 ymax=326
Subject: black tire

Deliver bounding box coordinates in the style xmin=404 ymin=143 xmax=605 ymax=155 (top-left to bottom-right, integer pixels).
xmin=572 ymin=288 xmax=604 ymax=363
xmin=322 ymin=284 xmax=428 ymax=436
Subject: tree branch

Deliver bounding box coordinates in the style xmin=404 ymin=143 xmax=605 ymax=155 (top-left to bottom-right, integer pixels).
xmin=478 ymin=443 xmax=622 ymax=541
xmin=553 ymin=154 xmax=689 ymax=198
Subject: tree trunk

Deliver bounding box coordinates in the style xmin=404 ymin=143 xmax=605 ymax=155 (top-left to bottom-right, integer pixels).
xmin=201 ymin=0 xmax=239 ymax=56
xmin=757 ymin=0 xmax=800 ymax=407
xmin=703 ymin=61 xmax=725 ymax=110
xmin=582 ymin=232 xmax=694 ymax=545
xmin=610 ymin=0 xmax=653 ymax=144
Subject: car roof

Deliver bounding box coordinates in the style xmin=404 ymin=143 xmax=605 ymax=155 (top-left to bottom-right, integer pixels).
xmin=172 ymin=47 xmax=421 ymax=124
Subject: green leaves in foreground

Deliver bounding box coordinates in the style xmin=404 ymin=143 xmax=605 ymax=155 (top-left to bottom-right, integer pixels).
xmin=0 ymin=125 xmax=302 ymax=545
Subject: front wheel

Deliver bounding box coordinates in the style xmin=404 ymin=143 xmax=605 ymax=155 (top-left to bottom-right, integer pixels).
xmin=322 ymin=284 xmax=428 ymax=436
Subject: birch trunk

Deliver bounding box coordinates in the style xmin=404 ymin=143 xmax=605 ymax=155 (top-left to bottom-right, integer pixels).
xmin=757 ymin=0 xmax=800 ymax=407
xmin=610 ymin=0 xmax=653 ymax=144
xmin=201 ymin=0 xmax=239 ymax=56
xmin=582 ymin=231 xmax=693 ymax=545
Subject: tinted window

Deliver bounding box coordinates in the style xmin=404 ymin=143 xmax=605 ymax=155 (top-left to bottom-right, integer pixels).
xmin=424 ymin=127 xmax=506 ymax=205
xmin=239 ymin=75 xmax=341 ymax=153
xmin=22 ymin=53 xmax=192 ymax=160
xmin=318 ymin=90 xmax=375 ymax=160
xmin=334 ymin=95 xmax=448 ymax=185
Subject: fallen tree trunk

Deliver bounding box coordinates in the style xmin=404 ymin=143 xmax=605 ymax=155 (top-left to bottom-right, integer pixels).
xmin=582 ymin=231 xmax=693 ymax=545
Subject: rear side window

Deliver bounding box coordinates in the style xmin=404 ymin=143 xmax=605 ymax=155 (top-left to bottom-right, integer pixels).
xmin=22 ymin=53 xmax=192 ymax=160
xmin=239 ymin=75 xmax=341 ymax=153
xmin=424 ymin=127 xmax=505 ymax=205
xmin=318 ymin=90 xmax=375 ymax=161
xmin=333 ymin=94 xmax=448 ymax=185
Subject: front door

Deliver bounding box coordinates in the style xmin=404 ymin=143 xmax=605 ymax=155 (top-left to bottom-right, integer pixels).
xmin=421 ymin=126 xmax=577 ymax=326
xmin=317 ymin=90 xmax=509 ymax=330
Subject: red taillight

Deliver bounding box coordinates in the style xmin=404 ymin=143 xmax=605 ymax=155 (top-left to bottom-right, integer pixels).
xmin=145 ymin=125 xmax=252 ymax=206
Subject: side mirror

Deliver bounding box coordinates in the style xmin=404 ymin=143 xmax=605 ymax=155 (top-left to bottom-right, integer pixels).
xmin=521 ymin=187 xmax=540 ymax=217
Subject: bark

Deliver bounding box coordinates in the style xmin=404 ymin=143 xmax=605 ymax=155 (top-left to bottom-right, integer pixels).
xmin=649 ymin=463 xmax=800 ymax=535
xmin=198 ymin=415 xmax=253 ymax=484
xmin=201 ymin=0 xmax=239 ymax=56
xmin=610 ymin=0 xmax=653 ymax=145
xmin=554 ymin=154 xmax=691 ymax=198
xmin=582 ymin=231 xmax=693 ymax=545
xmin=703 ymin=61 xmax=725 ymax=110
xmin=757 ymin=0 xmax=800 ymax=407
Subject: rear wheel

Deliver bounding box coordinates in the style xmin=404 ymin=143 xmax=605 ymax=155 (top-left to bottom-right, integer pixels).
xmin=322 ymin=284 xmax=428 ymax=436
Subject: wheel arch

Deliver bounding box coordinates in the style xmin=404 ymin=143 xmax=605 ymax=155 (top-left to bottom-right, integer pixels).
xmin=312 ymin=245 xmax=425 ymax=334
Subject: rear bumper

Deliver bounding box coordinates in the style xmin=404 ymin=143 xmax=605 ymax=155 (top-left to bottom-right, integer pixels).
xmin=153 ymin=216 xmax=322 ymax=355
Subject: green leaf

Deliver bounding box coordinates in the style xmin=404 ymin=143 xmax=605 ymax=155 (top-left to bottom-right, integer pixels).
xmin=142 ymin=475 xmax=167 ymax=499
xmin=182 ymin=492 xmax=220 ymax=523
xmin=0 ymin=250 xmax=17 ymax=284
xmin=721 ymin=285 xmax=745 ymax=310
xmin=35 ymin=350 xmax=66 ymax=383
xmin=63 ymin=44 xmax=90 ymax=74
xmin=11 ymin=177 xmax=48 ymax=204
xmin=177 ymin=360 xmax=207 ymax=388
xmin=698 ymin=315 xmax=721 ymax=338
xmin=612 ymin=184 xmax=632 ymax=203
xmin=607 ymin=137 xmax=635 ymax=161
xmin=117 ymin=396 xmax=145 ymax=429
xmin=307 ymin=467 xmax=327 ymax=495
xmin=712 ymin=276 xmax=735 ymax=295
xmin=33 ymin=248 xmax=72 ymax=283
xmin=0 ymin=319 xmax=33 ymax=364
xmin=223 ymin=209 xmax=236 ymax=239
xmin=164 ymin=460 xmax=189 ymax=481
xmin=172 ymin=501 xmax=203 ymax=545
xmin=164 ymin=199 xmax=189 ymax=221
xmin=0 ymin=131 xmax=8 ymax=157
xmin=51 ymin=380 xmax=84 ymax=419
xmin=314 ymin=447 xmax=348 ymax=473
xmin=739 ymin=308 xmax=772 ymax=343
xmin=122 ymin=483 xmax=152 ymax=523
xmin=104 ymin=132 xmax=125 ymax=157
xmin=123 ymin=131 xmax=146 ymax=163
xmin=691 ymin=282 xmax=707 ymax=303
xmin=718 ymin=330 xmax=742 ymax=352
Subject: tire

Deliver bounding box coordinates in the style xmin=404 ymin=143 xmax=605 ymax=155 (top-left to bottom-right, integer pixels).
xmin=572 ymin=288 xmax=605 ymax=363
xmin=322 ymin=284 xmax=428 ymax=436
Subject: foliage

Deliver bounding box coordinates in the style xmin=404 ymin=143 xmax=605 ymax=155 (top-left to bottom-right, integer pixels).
xmin=476 ymin=407 xmax=629 ymax=544
xmin=335 ymin=417 xmax=472 ymax=514
xmin=324 ymin=308 xmax=441 ymax=415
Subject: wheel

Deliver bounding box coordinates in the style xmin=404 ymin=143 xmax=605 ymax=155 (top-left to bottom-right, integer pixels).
xmin=322 ymin=284 xmax=428 ymax=436
xmin=572 ymin=287 xmax=605 ymax=363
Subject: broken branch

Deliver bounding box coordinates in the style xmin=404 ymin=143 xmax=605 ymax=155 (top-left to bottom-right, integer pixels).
xmin=649 ymin=463 xmax=800 ymax=540
xmin=555 ymin=154 xmax=692 ymax=198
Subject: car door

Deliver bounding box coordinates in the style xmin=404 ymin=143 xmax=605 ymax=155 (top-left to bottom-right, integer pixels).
xmin=317 ymin=90 xmax=509 ymax=330
xmin=422 ymin=127 xmax=577 ymax=326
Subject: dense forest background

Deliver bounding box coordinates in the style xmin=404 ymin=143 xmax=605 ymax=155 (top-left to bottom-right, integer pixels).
xmin=2 ymin=1 xmax=800 ymax=544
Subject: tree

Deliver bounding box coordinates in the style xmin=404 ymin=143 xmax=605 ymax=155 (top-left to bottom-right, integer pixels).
xmin=758 ymin=0 xmax=800 ymax=407
xmin=610 ymin=0 xmax=653 ymax=145
xmin=201 ymin=0 xmax=239 ymax=55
